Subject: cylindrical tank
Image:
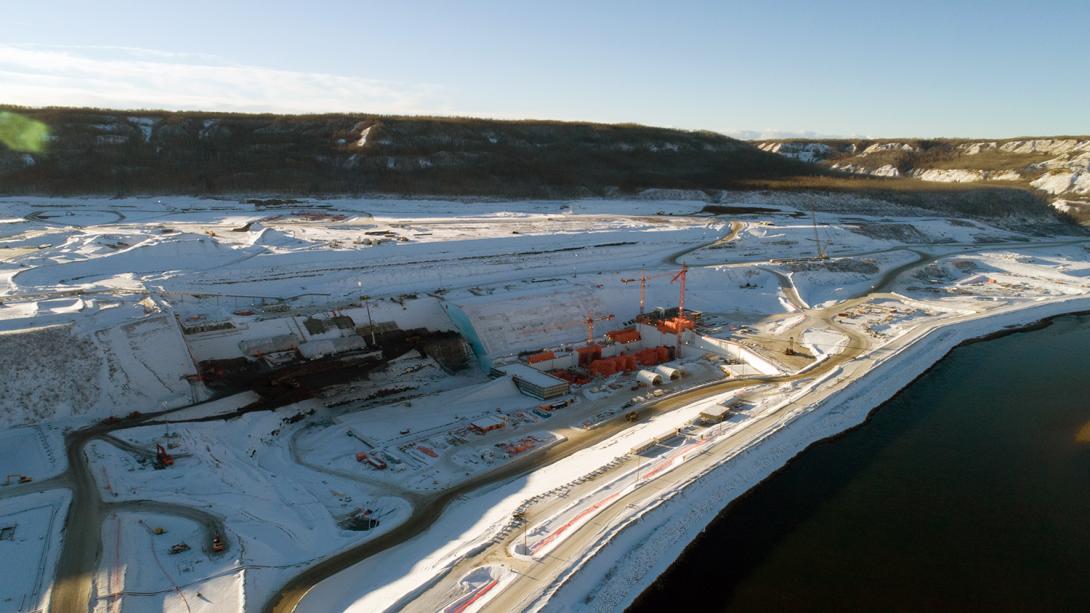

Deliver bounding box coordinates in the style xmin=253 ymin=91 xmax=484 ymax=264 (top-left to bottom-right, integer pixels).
xmin=655 ymin=365 xmax=681 ymax=380
xmin=636 ymin=369 xmax=663 ymax=386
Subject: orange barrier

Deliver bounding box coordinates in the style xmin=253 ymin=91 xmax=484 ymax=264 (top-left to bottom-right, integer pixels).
xmin=527 ymin=351 xmax=555 ymax=364
xmin=606 ymin=328 xmax=641 ymax=344
xmin=577 ymin=345 xmax=602 ymax=366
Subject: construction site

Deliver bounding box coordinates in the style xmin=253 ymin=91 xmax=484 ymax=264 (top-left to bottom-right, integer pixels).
xmin=2 ymin=195 xmax=1090 ymax=613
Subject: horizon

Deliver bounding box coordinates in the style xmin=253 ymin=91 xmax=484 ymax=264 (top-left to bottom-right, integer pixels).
xmin=5 ymin=104 xmax=1089 ymax=143
xmin=3 ymin=0 xmax=1089 ymax=139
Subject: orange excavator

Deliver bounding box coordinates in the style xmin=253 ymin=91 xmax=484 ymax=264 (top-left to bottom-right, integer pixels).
xmin=154 ymin=443 xmax=174 ymax=469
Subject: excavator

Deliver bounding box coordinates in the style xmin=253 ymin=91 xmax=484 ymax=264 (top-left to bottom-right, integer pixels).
xmin=153 ymin=444 xmax=174 ymax=469
xmin=3 ymin=474 xmax=32 ymax=486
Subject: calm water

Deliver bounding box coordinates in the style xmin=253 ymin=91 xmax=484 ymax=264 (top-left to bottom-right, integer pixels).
xmin=630 ymin=314 xmax=1090 ymax=612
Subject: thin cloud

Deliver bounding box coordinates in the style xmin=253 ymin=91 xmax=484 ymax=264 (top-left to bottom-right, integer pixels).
xmin=0 ymin=44 xmax=448 ymax=114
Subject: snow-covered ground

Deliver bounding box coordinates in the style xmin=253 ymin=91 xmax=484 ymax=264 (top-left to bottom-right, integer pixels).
xmin=2 ymin=195 xmax=1090 ymax=613
xmin=0 ymin=489 xmax=70 ymax=613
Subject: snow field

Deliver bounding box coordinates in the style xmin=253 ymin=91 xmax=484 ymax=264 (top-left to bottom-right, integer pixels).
xmin=0 ymin=424 xmax=66 ymax=481
xmin=0 ymin=489 xmax=71 ymax=613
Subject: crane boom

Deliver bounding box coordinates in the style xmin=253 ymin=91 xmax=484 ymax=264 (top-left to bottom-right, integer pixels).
xmin=639 ymin=271 xmax=647 ymax=314
xmin=671 ymin=264 xmax=688 ymax=316
xmin=585 ymin=313 xmax=616 ymax=344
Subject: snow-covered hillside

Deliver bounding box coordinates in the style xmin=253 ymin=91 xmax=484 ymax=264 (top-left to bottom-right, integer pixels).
xmin=758 ymin=137 xmax=1090 ymax=219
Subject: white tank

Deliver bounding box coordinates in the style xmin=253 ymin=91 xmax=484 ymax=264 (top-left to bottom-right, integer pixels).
xmin=636 ymin=369 xmax=663 ymax=386
xmin=654 ymin=365 xmax=682 ymax=380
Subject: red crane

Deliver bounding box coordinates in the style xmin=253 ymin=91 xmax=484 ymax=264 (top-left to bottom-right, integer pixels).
xmin=670 ymin=264 xmax=690 ymax=356
xmin=585 ymin=313 xmax=616 ymax=345
xmin=622 ymin=269 xmax=676 ymax=314
xmin=639 ymin=271 xmax=648 ymax=314
xmin=671 ymin=264 xmax=688 ymax=317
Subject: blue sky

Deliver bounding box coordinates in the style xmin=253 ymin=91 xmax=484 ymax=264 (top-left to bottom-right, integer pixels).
xmin=3 ymin=0 xmax=1088 ymax=138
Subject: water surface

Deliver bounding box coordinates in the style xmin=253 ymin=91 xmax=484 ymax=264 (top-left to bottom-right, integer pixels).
xmin=630 ymin=314 xmax=1090 ymax=611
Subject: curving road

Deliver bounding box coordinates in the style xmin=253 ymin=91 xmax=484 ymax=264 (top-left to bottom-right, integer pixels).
xmin=269 ymin=231 xmax=1090 ymax=612
xmin=24 ymin=214 xmax=1090 ymax=613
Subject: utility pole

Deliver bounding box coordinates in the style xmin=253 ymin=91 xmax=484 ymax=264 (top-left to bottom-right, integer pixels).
xmin=358 ymin=282 xmax=377 ymax=346
xmin=811 ymin=208 xmax=826 ymax=260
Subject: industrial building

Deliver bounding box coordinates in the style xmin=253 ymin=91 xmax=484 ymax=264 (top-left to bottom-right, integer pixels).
xmin=491 ymin=363 xmax=571 ymax=400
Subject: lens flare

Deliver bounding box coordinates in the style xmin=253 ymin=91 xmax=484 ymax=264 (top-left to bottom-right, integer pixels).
xmin=0 ymin=111 xmax=50 ymax=153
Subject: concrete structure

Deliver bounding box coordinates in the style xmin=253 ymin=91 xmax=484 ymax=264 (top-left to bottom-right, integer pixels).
xmin=239 ymin=334 xmax=299 ymax=356
xmin=492 ymin=363 xmax=571 ymax=399
xmin=297 ymin=335 xmax=368 ymax=359
xmin=699 ymin=403 xmax=732 ymax=423
xmin=469 ymin=415 xmax=506 ymax=434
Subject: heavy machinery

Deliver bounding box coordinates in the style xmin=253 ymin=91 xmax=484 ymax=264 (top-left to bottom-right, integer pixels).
xmin=584 ymin=312 xmax=616 ymax=346
xmin=785 ymin=336 xmax=804 ymax=356
xmin=153 ymin=443 xmax=174 ymax=469
xmin=211 ymin=534 xmax=226 ymax=553
xmin=670 ymin=263 xmax=690 ymax=354
xmin=169 ymin=542 xmax=190 ymax=554
xmin=3 ymin=474 xmax=32 ymax=486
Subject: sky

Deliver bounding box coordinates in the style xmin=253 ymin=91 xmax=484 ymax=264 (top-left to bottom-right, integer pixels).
xmin=2 ymin=0 xmax=1088 ymax=139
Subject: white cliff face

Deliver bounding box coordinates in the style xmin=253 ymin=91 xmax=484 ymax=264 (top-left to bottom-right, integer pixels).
xmin=860 ymin=142 xmax=916 ymax=155
xmin=1033 ymin=170 xmax=1090 ymax=195
xmin=830 ymin=162 xmax=899 ymax=177
xmin=998 ymin=139 xmax=1090 ymax=155
xmin=759 ymin=136 xmax=1090 ymax=199
xmin=871 ymin=164 xmax=900 ymax=177
xmin=757 ymin=142 xmax=831 ymax=163
xmin=912 ymin=168 xmax=1022 ymax=183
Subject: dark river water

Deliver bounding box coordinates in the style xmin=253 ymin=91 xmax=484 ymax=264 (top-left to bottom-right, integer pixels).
xmin=629 ymin=314 xmax=1090 ymax=612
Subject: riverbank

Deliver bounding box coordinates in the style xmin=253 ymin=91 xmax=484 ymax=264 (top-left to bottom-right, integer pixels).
xmin=538 ymin=295 xmax=1090 ymax=611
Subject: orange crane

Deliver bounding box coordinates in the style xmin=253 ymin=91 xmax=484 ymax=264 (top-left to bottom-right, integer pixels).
xmin=670 ymin=264 xmax=690 ymax=355
xmin=672 ymin=264 xmax=689 ymax=317
xmin=637 ymin=271 xmax=648 ymax=314
xmin=622 ymin=269 xmax=674 ymax=314
xmin=585 ymin=312 xmax=616 ymax=344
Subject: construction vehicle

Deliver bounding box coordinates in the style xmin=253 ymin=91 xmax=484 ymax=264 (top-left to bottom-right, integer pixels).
xmin=152 ymin=526 xmax=166 ymax=535
xmin=211 ymin=534 xmax=226 ymax=553
xmin=626 ymin=411 xmax=639 ymax=422
xmin=153 ymin=443 xmax=174 ymax=469
xmin=785 ymin=336 xmax=803 ymax=357
xmin=3 ymin=474 xmax=32 ymax=486
xmin=169 ymin=542 xmax=190 ymax=554
xmin=355 ymin=452 xmax=387 ymax=470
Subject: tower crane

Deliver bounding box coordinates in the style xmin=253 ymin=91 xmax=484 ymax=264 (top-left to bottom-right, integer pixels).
xmin=585 ymin=312 xmax=616 ymax=345
xmin=671 ymin=264 xmax=690 ymax=355
xmin=671 ymin=264 xmax=688 ymax=317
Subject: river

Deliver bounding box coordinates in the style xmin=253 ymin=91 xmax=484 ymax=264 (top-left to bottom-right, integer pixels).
xmin=629 ymin=313 xmax=1090 ymax=611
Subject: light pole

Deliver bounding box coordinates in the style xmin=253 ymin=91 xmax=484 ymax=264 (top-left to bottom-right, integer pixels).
xmin=358 ymin=282 xmax=376 ymax=346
